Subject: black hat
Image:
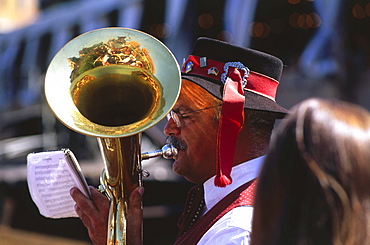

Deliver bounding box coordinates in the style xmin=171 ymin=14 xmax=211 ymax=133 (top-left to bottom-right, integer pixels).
xmin=181 ymin=37 xmax=288 ymax=118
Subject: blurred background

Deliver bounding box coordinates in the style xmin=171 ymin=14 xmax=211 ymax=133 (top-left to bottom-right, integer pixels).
xmin=0 ymin=0 xmax=369 ymax=244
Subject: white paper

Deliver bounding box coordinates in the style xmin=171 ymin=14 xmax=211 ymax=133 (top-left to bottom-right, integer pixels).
xmin=27 ymin=149 xmax=90 ymax=219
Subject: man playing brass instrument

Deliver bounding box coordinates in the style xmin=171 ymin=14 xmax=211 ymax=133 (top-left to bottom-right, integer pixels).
xmin=71 ymin=37 xmax=288 ymax=245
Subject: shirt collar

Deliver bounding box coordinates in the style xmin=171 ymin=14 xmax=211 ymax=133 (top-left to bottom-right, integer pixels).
xmin=202 ymin=155 xmax=265 ymax=213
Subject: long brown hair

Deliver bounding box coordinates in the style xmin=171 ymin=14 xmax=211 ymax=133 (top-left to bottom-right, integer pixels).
xmin=251 ymin=98 xmax=370 ymax=245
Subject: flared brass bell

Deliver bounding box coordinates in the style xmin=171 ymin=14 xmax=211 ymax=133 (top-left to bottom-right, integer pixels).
xmin=45 ymin=27 xmax=181 ymax=138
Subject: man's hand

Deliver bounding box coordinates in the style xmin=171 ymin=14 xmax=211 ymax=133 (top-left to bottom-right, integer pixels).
xmin=70 ymin=186 xmax=144 ymax=245
xmin=71 ymin=186 xmax=110 ymax=245
xmin=127 ymin=186 xmax=144 ymax=245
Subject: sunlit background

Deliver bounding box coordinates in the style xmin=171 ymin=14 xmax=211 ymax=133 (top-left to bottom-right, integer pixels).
xmin=0 ymin=0 xmax=369 ymax=244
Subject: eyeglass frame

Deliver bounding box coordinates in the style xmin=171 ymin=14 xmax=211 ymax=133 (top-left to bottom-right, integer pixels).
xmin=166 ymin=104 xmax=222 ymax=127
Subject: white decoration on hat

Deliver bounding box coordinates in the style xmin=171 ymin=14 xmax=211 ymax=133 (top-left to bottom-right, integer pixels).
xmin=200 ymin=57 xmax=207 ymax=67
xmin=221 ymin=62 xmax=250 ymax=88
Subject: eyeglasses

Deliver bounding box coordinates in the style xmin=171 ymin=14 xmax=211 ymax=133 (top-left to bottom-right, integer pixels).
xmin=166 ymin=105 xmax=222 ymax=127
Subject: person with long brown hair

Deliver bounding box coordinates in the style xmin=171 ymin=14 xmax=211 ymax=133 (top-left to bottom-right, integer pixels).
xmin=251 ymin=98 xmax=370 ymax=245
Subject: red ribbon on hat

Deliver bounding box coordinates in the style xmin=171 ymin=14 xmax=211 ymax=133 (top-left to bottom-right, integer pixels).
xmin=215 ymin=66 xmax=246 ymax=187
xmin=182 ymin=55 xmax=279 ymax=101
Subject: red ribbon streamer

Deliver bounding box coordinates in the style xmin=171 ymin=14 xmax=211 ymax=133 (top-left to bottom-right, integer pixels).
xmin=215 ymin=68 xmax=245 ymax=187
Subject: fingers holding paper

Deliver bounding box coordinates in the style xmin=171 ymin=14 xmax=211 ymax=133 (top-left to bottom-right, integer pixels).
xmin=71 ymin=186 xmax=109 ymax=245
xmin=70 ymin=185 xmax=144 ymax=245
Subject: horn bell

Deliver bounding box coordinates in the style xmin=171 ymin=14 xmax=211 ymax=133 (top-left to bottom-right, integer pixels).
xmin=45 ymin=27 xmax=181 ymax=138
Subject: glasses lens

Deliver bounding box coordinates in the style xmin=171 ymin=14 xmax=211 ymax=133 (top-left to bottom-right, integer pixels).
xmin=167 ymin=111 xmax=181 ymax=127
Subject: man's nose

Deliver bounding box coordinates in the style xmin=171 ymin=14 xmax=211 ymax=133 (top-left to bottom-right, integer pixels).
xmin=163 ymin=118 xmax=180 ymax=136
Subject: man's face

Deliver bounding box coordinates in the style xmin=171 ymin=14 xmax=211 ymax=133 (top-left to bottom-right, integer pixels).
xmin=164 ymin=80 xmax=220 ymax=184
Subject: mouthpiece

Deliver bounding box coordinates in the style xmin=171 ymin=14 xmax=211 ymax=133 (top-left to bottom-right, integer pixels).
xmin=141 ymin=144 xmax=178 ymax=160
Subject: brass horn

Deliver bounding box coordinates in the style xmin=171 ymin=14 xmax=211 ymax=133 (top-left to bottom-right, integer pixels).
xmin=44 ymin=28 xmax=181 ymax=244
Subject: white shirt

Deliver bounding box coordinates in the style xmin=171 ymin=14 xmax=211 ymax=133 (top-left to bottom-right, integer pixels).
xmin=197 ymin=156 xmax=264 ymax=245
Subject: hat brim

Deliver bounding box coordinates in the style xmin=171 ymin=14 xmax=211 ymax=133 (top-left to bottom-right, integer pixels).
xmin=182 ymin=74 xmax=289 ymax=119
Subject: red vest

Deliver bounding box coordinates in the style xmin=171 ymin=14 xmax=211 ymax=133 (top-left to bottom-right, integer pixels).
xmin=174 ymin=179 xmax=256 ymax=245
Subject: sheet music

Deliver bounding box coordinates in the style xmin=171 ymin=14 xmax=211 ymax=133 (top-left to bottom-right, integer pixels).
xmin=27 ymin=149 xmax=91 ymax=219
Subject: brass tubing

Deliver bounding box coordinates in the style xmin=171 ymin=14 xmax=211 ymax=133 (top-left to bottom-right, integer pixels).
xmin=98 ymin=135 xmax=142 ymax=244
